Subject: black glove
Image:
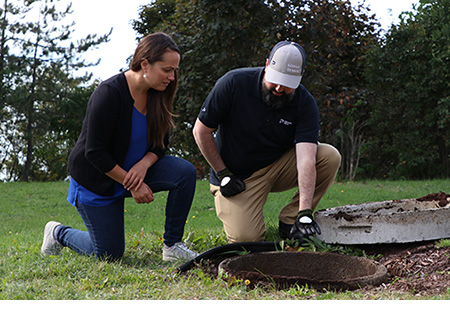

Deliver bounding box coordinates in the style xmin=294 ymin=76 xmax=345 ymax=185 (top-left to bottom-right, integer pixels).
xmin=289 ymin=209 xmax=321 ymax=241
xmin=217 ymin=168 xmax=246 ymax=198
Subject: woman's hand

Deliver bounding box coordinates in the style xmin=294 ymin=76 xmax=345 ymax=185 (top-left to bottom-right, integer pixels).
xmin=123 ymin=161 xmax=148 ymax=191
xmin=130 ymin=182 xmax=154 ymax=204
xmin=123 ymin=152 xmax=159 ymax=191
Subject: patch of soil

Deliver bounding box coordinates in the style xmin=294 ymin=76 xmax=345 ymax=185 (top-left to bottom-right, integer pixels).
xmin=359 ymin=241 xmax=450 ymax=296
xmin=417 ymin=191 xmax=450 ymax=207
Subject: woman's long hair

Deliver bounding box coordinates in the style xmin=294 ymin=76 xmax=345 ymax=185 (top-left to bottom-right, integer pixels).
xmin=130 ymin=32 xmax=179 ymax=149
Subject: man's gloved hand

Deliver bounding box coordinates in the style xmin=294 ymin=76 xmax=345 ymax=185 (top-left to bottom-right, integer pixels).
xmin=289 ymin=209 xmax=321 ymax=241
xmin=217 ymin=168 xmax=246 ymax=197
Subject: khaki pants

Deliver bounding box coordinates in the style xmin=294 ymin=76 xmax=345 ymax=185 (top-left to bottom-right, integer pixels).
xmin=210 ymin=143 xmax=341 ymax=243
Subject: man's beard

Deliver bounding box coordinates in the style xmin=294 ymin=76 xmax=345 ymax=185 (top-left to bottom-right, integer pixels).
xmin=261 ymin=81 xmax=294 ymax=110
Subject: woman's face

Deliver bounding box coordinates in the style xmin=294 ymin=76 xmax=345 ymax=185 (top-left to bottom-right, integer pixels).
xmin=145 ymin=50 xmax=180 ymax=91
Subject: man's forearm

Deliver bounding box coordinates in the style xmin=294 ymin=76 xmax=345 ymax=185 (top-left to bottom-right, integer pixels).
xmin=297 ymin=162 xmax=316 ymax=210
xmin=193 ymin=119 xmax=226 ymax=173
xmin=296 ymin=143 xmax=317 ymax=210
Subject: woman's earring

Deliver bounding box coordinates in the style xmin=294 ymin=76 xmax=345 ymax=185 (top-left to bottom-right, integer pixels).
xmin=143 ymin=74 xmax=147 ymax=78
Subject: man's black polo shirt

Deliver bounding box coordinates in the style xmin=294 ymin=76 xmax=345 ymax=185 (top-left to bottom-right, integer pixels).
xmin=198 ymin=67 xmax=319 ymax=185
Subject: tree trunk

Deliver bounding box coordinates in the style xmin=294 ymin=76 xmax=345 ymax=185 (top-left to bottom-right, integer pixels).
xmin=23 ymin=21 xmax=40 ymax=182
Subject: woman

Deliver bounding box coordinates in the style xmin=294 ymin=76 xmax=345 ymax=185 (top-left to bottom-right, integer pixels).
xmin=41 ymin=33 xmax=198 ymax=262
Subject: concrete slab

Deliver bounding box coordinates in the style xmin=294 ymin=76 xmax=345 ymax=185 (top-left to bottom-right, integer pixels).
xmin=315 ymin=196 xmax=450 ymax=244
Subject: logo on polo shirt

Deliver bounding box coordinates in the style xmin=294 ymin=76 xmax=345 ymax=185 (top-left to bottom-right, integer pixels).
xmin=279 ymin=119 xmax=292 ymax=126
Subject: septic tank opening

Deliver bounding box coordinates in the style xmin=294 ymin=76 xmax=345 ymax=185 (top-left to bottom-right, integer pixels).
xmin=219 ymin=251 xmax=387 ymax=291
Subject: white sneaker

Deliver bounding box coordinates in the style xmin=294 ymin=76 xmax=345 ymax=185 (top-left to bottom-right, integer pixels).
xmin=41 ymin=221 xmax=63 ymax=256
xmin=162 ymin=242 xmax=198 ymax=262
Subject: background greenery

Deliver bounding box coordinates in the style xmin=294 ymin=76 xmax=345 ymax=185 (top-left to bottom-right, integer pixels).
xmin=0 ymin=179 xmax=449 ymax=299
xmin=0 ymin=0 xmax=449 ymax=182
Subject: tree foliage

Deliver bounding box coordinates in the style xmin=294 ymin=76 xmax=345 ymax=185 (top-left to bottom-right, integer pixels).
xmin=272 ymin=0 xmax=380 ymax=180
xmin=365 ymin=0 xmax=450 ymax=179
xmin=133 ymin=0 xmax=379 ymax=179
xmin=2 ymin=0 xmax=447 ymax=182
xmin=0 ymin=0 xmax=109 ymax=181
xmin=134 ymin=0 xmax=282 ymax=176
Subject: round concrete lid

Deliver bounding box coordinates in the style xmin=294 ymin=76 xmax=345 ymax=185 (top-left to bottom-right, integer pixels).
xmin=315 ymin=195 xmax=450 ymax=244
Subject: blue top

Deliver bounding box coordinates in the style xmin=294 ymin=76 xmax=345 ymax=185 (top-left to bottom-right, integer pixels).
xmin=68 ymin=106 xmax=148 ymax=207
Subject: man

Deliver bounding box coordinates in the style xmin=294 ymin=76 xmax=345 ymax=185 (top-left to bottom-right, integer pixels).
xmin=193 ymin=41 xmax=341 ymax=243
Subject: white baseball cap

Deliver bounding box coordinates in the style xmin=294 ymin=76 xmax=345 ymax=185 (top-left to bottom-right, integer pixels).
xmin=265 ymin=41 xmax=306 ymax=89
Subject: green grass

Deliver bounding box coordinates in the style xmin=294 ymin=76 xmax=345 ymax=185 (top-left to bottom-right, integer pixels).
xmin=0 ymin=179 xmax=449 ymax=300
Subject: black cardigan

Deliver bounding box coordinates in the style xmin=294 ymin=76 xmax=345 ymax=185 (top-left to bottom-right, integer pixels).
xmin=68 ymin=72 xmax=167 ymax=196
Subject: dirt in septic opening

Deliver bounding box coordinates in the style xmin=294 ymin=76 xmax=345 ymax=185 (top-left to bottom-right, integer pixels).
xmin=219 ymin=251 xmax=387 ymax=291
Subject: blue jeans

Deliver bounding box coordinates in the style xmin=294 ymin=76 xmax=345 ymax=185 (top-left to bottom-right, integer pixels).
xmin=56 ymin=155 xmax=197 ymax=260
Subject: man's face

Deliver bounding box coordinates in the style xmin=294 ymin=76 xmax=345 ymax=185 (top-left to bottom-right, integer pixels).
xmin=261 ymin=78 xmax=295 ymax=109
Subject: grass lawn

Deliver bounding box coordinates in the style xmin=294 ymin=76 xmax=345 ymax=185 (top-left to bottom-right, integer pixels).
xmin=0 ymin=179 xmax=449 ymax=303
